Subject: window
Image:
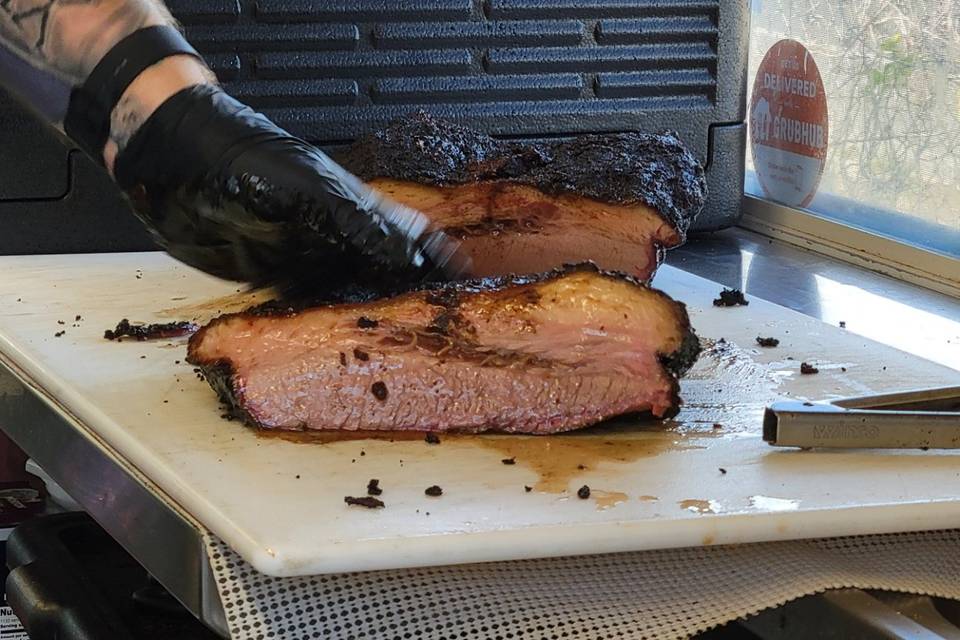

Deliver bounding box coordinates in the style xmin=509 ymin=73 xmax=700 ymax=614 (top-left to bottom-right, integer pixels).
xmin=743 ymin=0 xmax=960 ymax=274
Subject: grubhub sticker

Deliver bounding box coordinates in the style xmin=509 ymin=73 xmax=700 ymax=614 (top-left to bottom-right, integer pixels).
xmin=750 ymin=39 xmax=829 ymax=207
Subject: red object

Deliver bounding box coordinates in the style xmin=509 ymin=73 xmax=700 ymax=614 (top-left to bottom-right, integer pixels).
xmin=750 ymin=39 xmax=829 ymax=207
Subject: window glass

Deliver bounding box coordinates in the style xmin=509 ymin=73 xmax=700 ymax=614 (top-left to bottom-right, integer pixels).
xmin=745 ymin=0 xmax=960 ymax=258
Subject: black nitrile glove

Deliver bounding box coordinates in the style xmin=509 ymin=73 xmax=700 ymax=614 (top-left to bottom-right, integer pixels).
xmin=113 ymin=84 xmax=466 ymax=292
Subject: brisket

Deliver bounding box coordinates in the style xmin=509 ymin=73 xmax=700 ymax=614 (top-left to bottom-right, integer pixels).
xmin=186 ymin=264 xmax=700 ymax=434
xmin=337 ymin=112 xmax=706 ymax=282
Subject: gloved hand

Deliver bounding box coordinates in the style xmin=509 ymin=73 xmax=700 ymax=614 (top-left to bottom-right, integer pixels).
xmin=112 ymin=84 xmax=467 ymax=292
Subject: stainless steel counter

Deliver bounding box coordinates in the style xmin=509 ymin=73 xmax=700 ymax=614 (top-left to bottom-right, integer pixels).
xmin=669 ymin=228 xmax=960 ymax=372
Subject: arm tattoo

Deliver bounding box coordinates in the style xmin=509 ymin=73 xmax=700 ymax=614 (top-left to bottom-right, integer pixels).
xmin=108 ymin=90 xmax=146 ymax=150
xmin=0 ymin=0 xmax=174 ymax=84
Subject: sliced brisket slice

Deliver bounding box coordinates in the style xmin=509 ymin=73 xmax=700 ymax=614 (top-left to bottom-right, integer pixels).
xmin=187 ymin=264 xmax=701 ymax=434
xmin=337 ymin=112 xmax=706 ymax=282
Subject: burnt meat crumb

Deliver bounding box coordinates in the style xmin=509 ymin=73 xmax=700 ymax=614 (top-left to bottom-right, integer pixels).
xmin=525 ymin=485 xmax=533 ymax=492
xmin=800 ymin=362 xmax=819 ymax=375
xmin=54 ymin=330 xmax=65 ymax=337
xmin=339 ymin=352 xmax=347 ymax=366
xmin=371 ymin=381 xmax=389 ymax=401
xmin=577 ymin=464 xmax=587 ymax=470
xmin=104 ymin=319 xmax=198 ymax=341
xmin=425 ymin=485 xmax=443 ymax=497
xmin=841 ymin=367 xmax=847 ymax=372
xmin=425 ymin=433 xmax=441 ymax=444
xmin=367 ymin=479 xmax=383 ymax=496
xmin=345 ymin=496 xmax=385 ymax=509
xmin=713 ymin=289 xmax=749 ymax=307
xmin=839 ymin=321 xmax=847 ymax=328
xmin=357 ymin=316 xmax=379 ymax=329
xmin=57 ymin=320 xmax=65 ymax=325
xmin=756 ymin=336 xmax=780 ymax=347
xmin=712 ymin=423 xmax=723 ymax=430
xmin=75 ymin=315 xmax=82 ymax=321
xmin=502 ymin=457 xmax=516 ymax=465
xmin=719 ymin=468 xmax=727 ymax=474
xmin=353 ymin=348 xmax=370 ymax=361
xmin=577 ymin=485 xmax=591 ymax=499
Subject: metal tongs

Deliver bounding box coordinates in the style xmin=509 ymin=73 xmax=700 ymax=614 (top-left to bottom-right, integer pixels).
xmin=764 ymin=386 xmax=960 ymax=449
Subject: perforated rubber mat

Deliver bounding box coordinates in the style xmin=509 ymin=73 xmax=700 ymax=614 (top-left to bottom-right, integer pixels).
xmin=206 ymin=528 xmax=960 ymax=639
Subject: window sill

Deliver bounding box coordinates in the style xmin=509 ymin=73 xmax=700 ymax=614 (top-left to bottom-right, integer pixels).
xmin=667 ymin=227 xmax=960 ymax=372
xmin=739 ymin=194 xmax=960 ymax=299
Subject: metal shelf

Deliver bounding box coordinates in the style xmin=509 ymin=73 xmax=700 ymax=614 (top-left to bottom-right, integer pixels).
xmin=0 ymin=362 xmax=229 ymax=637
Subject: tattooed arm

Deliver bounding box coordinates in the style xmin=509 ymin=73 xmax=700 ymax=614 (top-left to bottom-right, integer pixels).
xmin=1 ymin=1 xmax=465 ymax=286
xmin=0 ymin=0 xmax=214 ymax=173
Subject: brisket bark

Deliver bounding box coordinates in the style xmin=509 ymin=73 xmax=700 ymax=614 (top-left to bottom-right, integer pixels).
xmin=187 ymin=264 xmax=700 ymax=434
xmin=337 ymin=112 xmax=706 ymax=282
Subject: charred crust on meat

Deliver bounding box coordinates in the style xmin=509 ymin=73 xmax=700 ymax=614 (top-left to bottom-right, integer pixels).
xmin=237 ymin=263 xmax=652 ymax=318
xmin=339 ymin=352 xmax=347 ymax=366
xmin=337 ymin=111 xmax=706 ymax=239
xmin=577 ymin=485 xmax=591 ymax=499
xmin=424 ymin=289 xmax=460 ymax=309
xmin=425 ymin=485 xmax=443 ymax=497
xmin=756 ymin=336 xmax=780 ymax=347
xmin=353 ymin=348 xmax=370 ymax=362
xmin=104 ymin=319 xmax=198 ymax=341
xmin=357 ymin=316 xmax=379 ymax=329
xmin=371 ymin=381 xmax=389 ymax=401
xmin=185 ymin=355 xmax=261 ymax=427
xmin=345 ymin=496 xmax=384 ymax=509
xmin=658 ymin=321 xmax=702 ymax=381
xmin=367 ymin=479 xmax=383 ymax=496
xmin=712 ymin=289 xmax=749 ymax=307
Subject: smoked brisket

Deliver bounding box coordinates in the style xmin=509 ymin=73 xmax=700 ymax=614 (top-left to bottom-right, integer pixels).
xmin=187 ymin=264 xmax=700 ymax=434
xmin=337 ymin=113 xmax=706 ymax=282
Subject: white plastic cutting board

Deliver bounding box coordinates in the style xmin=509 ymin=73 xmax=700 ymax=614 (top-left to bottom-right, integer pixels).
xmin=0 ymin=252 xmax=957 ymax=577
